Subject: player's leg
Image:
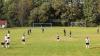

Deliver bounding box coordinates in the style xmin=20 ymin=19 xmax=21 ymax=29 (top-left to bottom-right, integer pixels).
xmin=7 ymin=42 xmax=10 ymax=48
xmin=5 ymin=43 xmax=8 ymax=48
xmin=1 ymin=42 xmax=5 ymax=47
xmin=86 ymin=43 xmax=89 ymax=48
xmin=70 ymin=34 xmax=71 ymax=37
xmin=87 ymin=43 xmax=90 ymax=48
xmin=64 ymin=32 xmax=66 ymax=36
xmin=86 ymin=45 xmax=87 ymax=48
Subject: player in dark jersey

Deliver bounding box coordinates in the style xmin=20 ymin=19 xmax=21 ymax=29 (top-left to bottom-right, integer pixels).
xmin=63 ymin=29 xmax=66 ymax=36
xmin=29 ymin=28 xmax=32 ymax=33
xmin=70 ymin=30 xmax=72 ymax=37
xmin=41 ymin=26 xmax=44 ymax=33
xmin=27 ymin=29 xmax=30 ymax=35
xmin=8 ymin=30 xmax=10 ymax=34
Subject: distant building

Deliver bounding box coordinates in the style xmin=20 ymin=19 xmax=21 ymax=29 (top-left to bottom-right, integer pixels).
xmin=0 ymin=20 xmax=7 ymax=28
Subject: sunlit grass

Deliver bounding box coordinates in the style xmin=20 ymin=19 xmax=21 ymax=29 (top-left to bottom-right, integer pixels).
xmin=0 ymin=27 xmax=100 ymax=56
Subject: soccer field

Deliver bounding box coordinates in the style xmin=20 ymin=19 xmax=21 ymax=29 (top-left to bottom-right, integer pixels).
xmin=0 ymin=27 xmax=100 ymax=56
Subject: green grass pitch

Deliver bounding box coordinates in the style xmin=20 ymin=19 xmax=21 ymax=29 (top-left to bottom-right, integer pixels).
xmin=0 ymin=27 xmax=100 ymax=56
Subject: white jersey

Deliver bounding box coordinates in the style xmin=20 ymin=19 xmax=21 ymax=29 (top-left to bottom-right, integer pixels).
xmin=22 ymin=36 xmax=25 ymax=40
xmin=4 ymin=36 xmax=8 ymax=41
xmin=7 ymin=34 xmax=10 ymax=37
xmin=85 ymin=38 xmax=90 ymax=43
xmin=6 ymin=39 xmax=10 ymax=43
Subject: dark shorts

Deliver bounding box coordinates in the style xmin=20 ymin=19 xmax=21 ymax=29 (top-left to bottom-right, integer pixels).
xmin=1 ymin=42 xmax=5 ymax=45
xmin=22 ymin=39 xmax=25 ymax=42
xmin=8 ymin=37 xmax=10 ymax=39
xmin=86 ymin=43 xmax=89 ymax=45
xmin=7 ymin=43 xmax=10 ymax=45
xmin=57 ymin=37 xmax=59 ymax=40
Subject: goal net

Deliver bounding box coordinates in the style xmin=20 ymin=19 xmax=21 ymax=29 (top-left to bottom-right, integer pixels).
xmin=33 ymin=23 xmax=52 ymax=28
xmin=70 ymin=22 xmax=86 ymax=27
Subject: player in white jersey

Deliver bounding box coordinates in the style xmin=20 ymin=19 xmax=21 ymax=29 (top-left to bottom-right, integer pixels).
xmin=57 ymin=33 xmax=60 ymax=41
xmin=85 ymin=36 xmax=90 ymax=48
xmin=21 ymin=34 xmax=26 ymax=44
xmin=4 ymin=35 xmax=10 ymax=48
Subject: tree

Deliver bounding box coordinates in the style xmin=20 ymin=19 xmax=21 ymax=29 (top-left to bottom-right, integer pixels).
xmin=29 ymin=2 xmax=50 ymax=25
xmin=18 ymin=0 xmax=33 ymax=26
xmin=0 ymin=0 xmax=4 ymax=18
xmin=84 ymin=0 xmax=95 ymax=26
xmin=94 ymin=0 xmax=100 ymax=25
xmin=5 ymin=0 xmax=19 ymax=27
xmin=29 ymin=7 xmax=39 ymax=25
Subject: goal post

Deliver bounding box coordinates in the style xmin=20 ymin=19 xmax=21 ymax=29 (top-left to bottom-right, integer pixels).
xmin=33 ymin=23 xmax=52 ymax=28
xmin=70 ymin=22 xmax=86 ymax=38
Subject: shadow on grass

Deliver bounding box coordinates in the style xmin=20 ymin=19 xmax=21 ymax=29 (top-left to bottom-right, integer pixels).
xmin=90 ymin=46 xmax=100 ymax=49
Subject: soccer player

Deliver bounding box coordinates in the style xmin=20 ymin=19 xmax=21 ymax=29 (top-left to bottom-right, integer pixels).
xmin=8 ymin=30 xmax=10 ymax=34
xmin=21 ymin=34 xmax=26 ymax=44
xmin=63 ymin=29 xmax=66 ymax=36
xmin=69 ymin=30 xmax=72 ymax=37
xmin=41 ymin=26 xmax=44 ymax=33
xmin=97 ymin=28 xmax=99 ymax=34
xmin=5 ymin=35 xmax=10 ymax=48
xmin=27 ymin=28 xmax=32 ymax=35
xmin=27 ymin=29 xmax=29 ymax=35
xmin=85 ymin=36 xmax=90 ymax=48
xmin=57 ymin=33 xmax=60 ymax=41
xmin=29 ymin=28 xmax=32 ymax=33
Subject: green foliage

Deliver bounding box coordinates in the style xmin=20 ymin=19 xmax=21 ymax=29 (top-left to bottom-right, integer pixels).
xmin=0 ymin=0 xmax=100 ymax=27
xmin=0 ymin=0 xmax=4 ymax=18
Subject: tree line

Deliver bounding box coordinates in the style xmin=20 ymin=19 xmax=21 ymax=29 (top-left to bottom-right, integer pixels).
xmin=0 ymin=0 xmax=100 ymax=27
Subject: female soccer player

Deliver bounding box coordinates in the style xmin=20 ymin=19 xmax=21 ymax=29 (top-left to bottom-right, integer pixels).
xmin=21 ymin=34 xmax=26 ymax=44
xmin=85 ymin=36 xmax=90 ymax=48
xmin=5 ymin=35 xmax=10 ymax=48
xmin=69 ymin=30 xmax=72 ymax=37
xmin=57 ymin=33 xmax=60 ymax=41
